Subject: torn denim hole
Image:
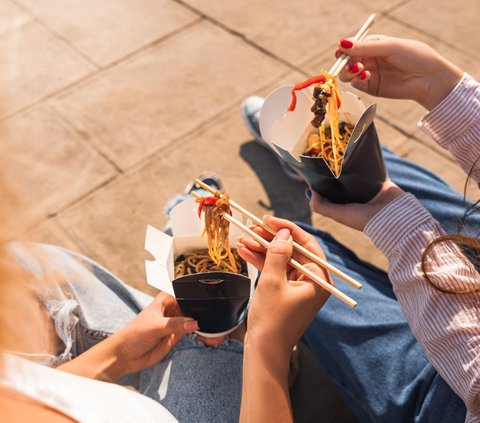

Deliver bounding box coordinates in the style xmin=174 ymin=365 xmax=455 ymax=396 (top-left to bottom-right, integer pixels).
xmin=43 ymin=298 xmax=80 ymax=366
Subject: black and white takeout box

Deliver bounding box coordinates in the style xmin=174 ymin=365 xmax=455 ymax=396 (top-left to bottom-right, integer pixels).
xmin=145 ymin=197 xmax=257 ymax=338
xmin=259 ymin=85 xmax=386 ymax=204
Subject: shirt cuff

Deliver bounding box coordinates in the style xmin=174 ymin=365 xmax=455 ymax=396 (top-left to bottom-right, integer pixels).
xmin=418 ymin=73 xmax=480 ymax=147
xmin=364 ymin=193 xmax=436 ymax=257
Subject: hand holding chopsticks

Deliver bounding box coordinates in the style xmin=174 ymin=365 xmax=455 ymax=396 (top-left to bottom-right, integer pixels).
xmin=329 ymin=13 xmax=376 ymax=77
xmin=192 ymin=180 xmax=360 ymax=308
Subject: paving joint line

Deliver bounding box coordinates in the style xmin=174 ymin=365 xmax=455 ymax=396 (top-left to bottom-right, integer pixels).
xmin=10 ymin=0 xmax=100 ymax=69
xmin=45 ymin=103 xmax=125 ymax=175
xmin=24 ymin=215 xmax=84 ymax=251
xmin=0 ymin=18 xmax=202 ymax=124
xmin=384 ymin=0 xmax=412 ymax=14
xmin=172 ymin=0 xmax=304 ymax=75
xmin=383 ymin=13 xmax=477 ymax=60
xmin=45 ymin=174 xmax=119 ymax=219
xmin=49 ymin=67 xmax=298 ymax=217
xmin=119 ymin=67 xmax=300 ymax=174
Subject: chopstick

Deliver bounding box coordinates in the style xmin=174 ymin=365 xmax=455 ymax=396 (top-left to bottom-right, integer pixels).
xmin=328 ymin=13 xmax=376 ymax=77
xmin=190 ymin=191 xmax=357 ymax=308
xmin=194 ymin=179 xmax=362 ymax=290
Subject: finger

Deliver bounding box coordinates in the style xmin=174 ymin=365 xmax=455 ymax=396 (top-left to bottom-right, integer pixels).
xmin=263 ymin=215 xmax=323 ymax=257
xmin=151 ymin=291 xmax=175 ymax=315
xmin=238 ymin=236 xmax=265 ymax=253
xmin=309 ymin=191 xmax=364 ymax=230
xmin=163 ymin=317 xmax=199 ymax=334
xmin=350 ymin=70 xmax=371 ymax=91
xmin=252 ymin=225 xmax=274 ymax=242
xmin=261 ymin=228 xmax=293 ymax=283
xmin=339 ymin=62 xmax=364 ymax=83
xmin=296 ymin=263 xmax=333 ymax=287
xmin=338 ymin=35 xmax=392 ymax=58
xmin=310 ymin=190 xmax=348 ymax=220
xmin=145 ymin=333 xmax=181 ymax=367
xmin=237 ymin=243 xmax=266 ymax=271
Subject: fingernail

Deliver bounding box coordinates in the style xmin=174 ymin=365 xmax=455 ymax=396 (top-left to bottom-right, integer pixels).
xmin=263 ymin=215 xmax=272 ymax=223
xmin=340 ymin=39 xmax=353 ymax=48
xmin=184 ymin=320 xmax=199 ymax=332
xmin=275 ymin=228 xmax=290 ymax=241
xmin=335 ymin=50 xmax=342 ymax=58
xmin=359 ymin=70 xmax=367 ymax=80
xmin=305 ymin=188 xmax=312 ymax=201
xmin=350 ymin=63 xmax=359 ymax=73
xmin=236 ymin=242 xmax=246 ymax=249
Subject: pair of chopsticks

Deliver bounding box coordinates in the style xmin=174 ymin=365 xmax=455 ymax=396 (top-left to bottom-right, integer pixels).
xmin=192 ymin=179 xmax=361 ymax=308
xmin=328 ymin=13 xmax=376 ymax=77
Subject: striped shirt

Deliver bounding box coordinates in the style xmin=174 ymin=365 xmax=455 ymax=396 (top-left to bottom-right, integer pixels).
xmin=364 ymin=74 xmax=480 ymax=422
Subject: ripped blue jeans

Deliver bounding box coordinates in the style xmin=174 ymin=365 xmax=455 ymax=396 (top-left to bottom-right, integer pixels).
xmin=12 ymin=244 xmax=243 ymax=423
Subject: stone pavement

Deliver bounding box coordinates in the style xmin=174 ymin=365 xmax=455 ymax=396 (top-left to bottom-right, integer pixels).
xmin=2 ymin=0 xmax=479 ymax=421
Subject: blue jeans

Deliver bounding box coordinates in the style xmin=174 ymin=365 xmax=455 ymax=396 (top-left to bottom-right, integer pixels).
xmin=14 ymin=244 xmax=243 ymax=423
xmin=301 ymin=146 xmax=473 ymax=423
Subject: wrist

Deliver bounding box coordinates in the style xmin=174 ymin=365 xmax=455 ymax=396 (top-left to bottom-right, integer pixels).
xmin=419 ymin=58 xmax=463 ymax=110
xmin=245 ymin=330 xmax=292 ymax=365
xmin=58 ymin=335 xmax=125 ymax=382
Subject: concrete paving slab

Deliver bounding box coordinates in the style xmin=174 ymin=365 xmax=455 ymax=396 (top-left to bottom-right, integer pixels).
xmin=182 ymin=0 xmax=371 ymax=66
xmin=2 ymin=104 xmax=117 ymax=217
xmin=391 ymin=0 xmax=480 ymax=60
xmin=0 ymin=1 xmax=94 ymax=120
xmin=52 ymin=21 xmax=290 ymax=170
xmin=16 ymin=0 xmax=199 ymax=67
xmin=26 ymin=218 xmax=82 ymax=252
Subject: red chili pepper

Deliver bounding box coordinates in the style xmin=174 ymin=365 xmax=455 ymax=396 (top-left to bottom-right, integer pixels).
xmin=205 ymin=196 xmax=219 ymax=205
xmin=197 ymin=198 xmax=206 ymax=218
xmin=310 ymin=148 xmax=320 ymax=156
xmin=287 ymin=75 xmax=326 ymax=112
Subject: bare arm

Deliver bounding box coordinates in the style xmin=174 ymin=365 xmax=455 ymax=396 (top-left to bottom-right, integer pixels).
xmin=237 ymin=217 xmax=331 ymax=422
xmin=58 ymin=292 xmax=198 ymax=382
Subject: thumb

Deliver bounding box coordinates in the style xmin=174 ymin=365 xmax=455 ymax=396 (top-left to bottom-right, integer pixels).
xmin=338 ymin=35 xmax=392 ymax=58
xmin=310 ymin=191 xmax=345 ymax=219
xmin=162 ymin=317 xmax=199 ymax=334
xmin=262 ymin=228 xmax=293 ymax=282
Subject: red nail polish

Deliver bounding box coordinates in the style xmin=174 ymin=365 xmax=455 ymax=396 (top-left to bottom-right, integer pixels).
xmin=359 ymin=70 xmax=367 ymax=80
xmin=350 ymin=63 xmax=359 ymax=73
xmin=340 ymin=39 xmax=353 ymax=48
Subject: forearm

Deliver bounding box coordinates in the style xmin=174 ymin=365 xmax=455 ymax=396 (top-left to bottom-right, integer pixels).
xmin=419 ymin=74 xmax=480 ymax=182
xmin=365 ymin=194 xmax=480 ymax=414
xmin=57 ymin=335 xmax=125 ymax=383
xmin=240 ymin=334 xmax=293 ymax=423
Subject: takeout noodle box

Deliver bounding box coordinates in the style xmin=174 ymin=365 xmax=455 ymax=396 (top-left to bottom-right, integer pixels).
xmin=145 ymin=197 xmax=257 ymax=337
xmin=259 ymin=85 xmax=386 ymax=203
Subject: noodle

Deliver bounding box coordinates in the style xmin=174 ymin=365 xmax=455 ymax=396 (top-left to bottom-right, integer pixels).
xmin=174 ymin=249 xmax=247 ymax=278
xmin=301 ymin=71 xmax=353 ymax=176
xmin=195 ymin=191 xmax=238 ymax=273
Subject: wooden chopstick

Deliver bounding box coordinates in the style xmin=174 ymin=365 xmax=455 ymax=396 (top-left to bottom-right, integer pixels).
xmin=328 ymin=13 xmax=376 ymax=77
xmin=224 ymin=212 xmax=356 ymax=307
xmin=191 ymin=191 xmax=357 ymax=308
xmin=194 ymin=179 xmax=362 ymax=290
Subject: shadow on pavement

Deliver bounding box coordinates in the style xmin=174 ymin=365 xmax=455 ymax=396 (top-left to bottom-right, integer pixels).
xmin=240 ymin=140 xmax=311 ymax=224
